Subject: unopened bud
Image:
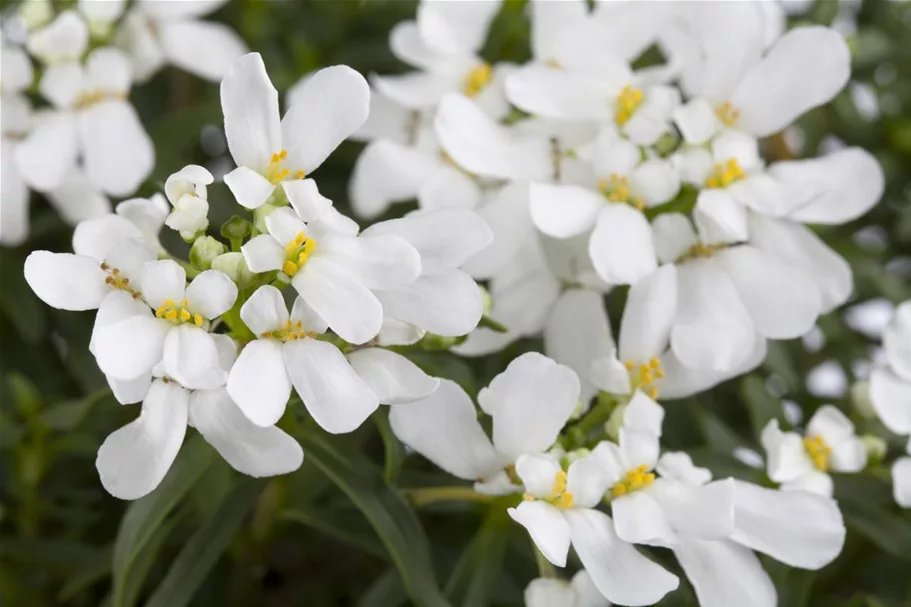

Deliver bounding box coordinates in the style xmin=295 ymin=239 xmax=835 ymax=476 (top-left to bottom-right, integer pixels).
xmin=851 ymin=380 xmax=876 ymax=419
xmin=861 ymin=434 xmax=887 ymax=465
xmin=211 ymin=252 xmax=254 ymax=288
xmin=190 ymin=236 xmax=226 ymax=271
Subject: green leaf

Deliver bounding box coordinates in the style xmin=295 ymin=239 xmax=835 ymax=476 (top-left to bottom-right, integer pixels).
xmin=0 ymin=252 xmax=47 ymax=345
xmin=444 ymin=509 xmax=510 ymax=607
xmin=295 ymin=427 xmax=451 ymax=607
xmin=835 ymin=475 xmax=911 ymax=560
xmin=119 ymin=516 xmax=183 ymax=607
xmin=740 ymin=375 xmax=784 ymax=438
xmin=145 ymin=478 xmax=265 ymax=607
xmin=58 ymin=545 xmax=113 ymax=601
xmin=374 ymin=409 xmax=405 ymax=483
xmin=111 ymin=435 xmax=216 ymax=607
xmin=282 ymin=505 xmax=387 ymax=559
xmin=358 ymin=569 xmax=407 ymax=607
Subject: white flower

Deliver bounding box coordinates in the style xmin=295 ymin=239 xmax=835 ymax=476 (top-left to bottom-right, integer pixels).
xmin=346 ymin=346 xmax=440 ymax=406
xmin=17 ymin=27 xmax=155 ymax=196
xmin=509 ymin=450 xmax=680 ymax=606
xmin=657 ymin=451 xmax=846 ymax=607
xmin=671 ymin=19 xmax=850 ymax=141
xmin=524 ymin=570 xmax=607 ymax=607
xmin=870 ymin=300 xmax=911 ymax=436
xmin=115 ymin=193 xmax=170 ymax=254
xmin=78 ymin=0 xmax=126 ymax=39
xmin=1 ymin=38 xmax=35 ymax=246
xmin=761 ymin=406 xmax=867 ymax=497
xmin=361 ymin=207 xmax=492 ymax=339
xmin=390 ymin=353 xmax=580 ymax=495
xmin=221 ymin=53 xmax=369 ymax=210
xmin=893 ymin=438 xmax=911 ymax=509
xmin=96 ymin=334 xmax=303 ymax=500
xmin=530 ymin=132 xmax=680 ymax=285
xmin=241 ymin=187 xmax=421 ymax=345
xmin=115 ymin=0 xmax=247 ymax=83
xmin=164 ymin=164 xmax=214 ymax=240
xmin=92 ymin=260 xmax=238 ymax=390
xmin=227 ymin=285 xmax=380 ymax=434
xmin=372 ymin=0 xmax=508 ymax=117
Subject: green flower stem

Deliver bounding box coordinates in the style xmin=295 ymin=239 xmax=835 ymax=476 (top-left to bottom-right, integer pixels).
xmin=534 ymin=543 xmax=557 ymax=579
xmin=404 ymin=486 xmax=496 ymax=507
xmin=569 ymin=392 xmax=619 ymax=446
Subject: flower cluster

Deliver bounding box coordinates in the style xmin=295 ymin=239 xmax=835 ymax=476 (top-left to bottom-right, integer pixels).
xmin=1 ymin=0 xmax=246 ymax=246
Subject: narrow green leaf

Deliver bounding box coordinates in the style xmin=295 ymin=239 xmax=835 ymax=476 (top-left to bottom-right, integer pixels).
xmin=282 ymin=506 xmax=387 ymax=558
xmin=295 ymin=427 xmax=451 ymax=607
xmin=58 ymin=545 xmax=113 ymax=601
xmin=835 ymin=475 xmax=911 ymax=560
xmin=145 ymin=478 xmax=265 ymax=607
xmin=740 ymin=375 xmax=785 ymax=438
xmin=358 ymin=568 xmax=407 ymax=607
xmin=118 ymin=516 xmax=182 ymax=607
xmin=374 ymin=409 xmax=405 ymax=483
xmin=112 ymin=435 xmax=216 ymax=607
xmin=444 ymin=509 xmax=510 ymax=607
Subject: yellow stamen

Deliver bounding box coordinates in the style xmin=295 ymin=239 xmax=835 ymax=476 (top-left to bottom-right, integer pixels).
xmin=624 ymin=357 xmax=664 ymax=399
xmin=281 ymin=231 xmax=317 ymax=277
xmin=282 ymin=260 xmax=299 ymax=276
xmin=803 ymin=435 xmax=833 ymax=472
xmin=155 ymin=298 xmax=203 ymax=327
xmin=610 ymin=464 xmax=656 ymax=498
xmin=715 ymin=102 xmax=740 ymax=127
xmin=615 ymin=85 xmax=644 ymax=126
xmin=74 ymin=89 xmax=126 ymax=109
xmin=265 ymin=149 xmax=304 ymax=185
xmin=261 ymin=319 xmax=315 ymax=343
xmin=705 ymin=158 xmax=746 ymax=189
xmin=462 ymin=63 xmax=492 ymax=97
xmin=101 ymin=263 xmax=141 ymax=297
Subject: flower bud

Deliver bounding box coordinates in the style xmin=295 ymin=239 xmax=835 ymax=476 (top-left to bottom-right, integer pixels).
xmin=18 ymin=0 xmax=52 ymax=30
xmin=190 ymin=236 xmax=227 ymax=271
xmin=861 ymin=434 xmax=887 ymax=465
xmin=211 ymin=252 xmax=254 ymax=288
xmin=851 ymin=380 xmax=876 ymax=419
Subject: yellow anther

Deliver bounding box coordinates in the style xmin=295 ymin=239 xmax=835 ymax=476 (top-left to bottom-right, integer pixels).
xmin=624 ymin=361 xmax=635 ymax=371
xmin=194 ymin=314 xmax=204 ymax=327
xmin=544 ymin=58 xmax=563 ymax=70
xmin=610 ymin=464 xmax=655 ymax=498
xmin=649 ymin=357 xmax=660 ymax=369
xmin=463 ymin=62 xmax=492 ymax=97
xmin=164 ymin=309 xmax=177 ymax=321
xmin=101 ymin=263 xmax=140 ymax=296
xmin=293 ymin=170 xmax=306 ymax=179
xmin=551 ymin=470 xmax=568 ymax=496
xmin=155 ymin=298 xmax=203 ymax=327
xmin=625 ymin=358 xmax=663 ymax=399
xmin=803 ymin=435 xmax=833 ymax=471
xmin=282 ymin=260 xmax=299 ymax=276
xmin=554 ymin=493 xmax=574 ymax=509
xmin=265 ymin=149 xmax=300 ymax=185
xmin=648 ymin=386 xmax=659 ymax=399
xmin=179 ymin=309 xmax=191 ymax=322
xmin=262 ymin=319 xmax=314 ymax=343
xmin=523 ymin=493 xmax=535 ymax=502
xmin=74 ymin=89 xmax=126 ymax=109
xmin=705 ymin=158 xmax=746 ymax=189
xmin=614 ymin=85 xmax=645 ymax=125
xmin=715 ymin=102 xmax=740 ymax=127
xmin=283 ymin=232 xmax=316 ymax=276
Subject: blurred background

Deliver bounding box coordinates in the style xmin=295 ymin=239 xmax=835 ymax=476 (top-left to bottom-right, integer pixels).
xmin=1 ymin=1 xmax=910 ymax=605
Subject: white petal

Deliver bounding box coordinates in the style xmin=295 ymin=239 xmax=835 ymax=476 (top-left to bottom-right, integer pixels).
xmin=349 ymin=140 xmax=436 ymax=219
xmin=507 ymin=501 xmax=571 ymax=567
xmin=282 ymin=65 xmax=370 ymax=173
xmin=45 ymin=168 xmax=112 ymax=225
xmin=115 ymin=194 xmax=169 ymax=247
xmin=79 ymin=100 xmax=154 ymax=197
xmin=389 ymin=379 xmax=502 ymax=480
xmin=749 ymin=214 xmax=852 ymax=313
xmin=829 ymin=436 xmax=867 ymax=474
xmin=761 ymin=419 xmax=814 ymax=483
xmin=190 ymin=388 xmax=303 ymax=476
xmin=673 ymin=539 xmax=777 ymax=607
xmin=651 ymin=213 xmax=697 ymax=264
xmin=387 ymin=20 xmax=452 ymax=71
xmin=479 ymin=352 xmax=580 ymax=460
xmin=775 ymin=148 xmax=885 ymax=225
xmin=656 ymin=452 xmax=713 ymax=486
xmin=631 ymin=159 xmax=680 ymax=206
xmin=371 ymin=71 xmax=457 ymax=110
xmin=346 ymin=348 xmax=439 ymax=405
xmin=142 ymin=0 xmax=225 ymax=20
xmin=624 ymin=391 xmax=665 ymax=436
xmin=462 ymin=181 xmax=533 ymax=279
xmin=806 ymin=404 xmax=856 ymax=444
xmin=570 ymin=569 xmax=610 ymax=607
xmin=515 ymin=452 xmax=564 ymax=498
xmin=377 ymin=317 xmax=425 ymax=347
xmin=72 ymin=214 xmax=142 ymax=261
xmin=565 ymin=508 xmax=679 ymax=606
xmin=15 ymin=111 xmax=78 ymax=192
xmin=529 ymin=183 xmax=601 ymax=239
xmin=671 ymin=260 xmax=757 ymax=372
xmin=434 ymin=93 xmax=552 ymax=180
xmin=0 ymin=140 xmax=29 ymax=246
xmin=221 ymin=52 xmax=281 ymax=172
xmin=648 ymin=478 xmax=735 ymax=540
xmin=318 ymin=234 xmax=420 ymax=290
xmin=184 ymin=270 xmax=237 ymax=319
xmin=612 ymin=491 xmax=678 ymax=546
xmin=239 ymin=285 xmax=289 ymax=335
xmin=619 ymin=427 xmax=659 ymax=470
xmin=376 ymin=270 xmax=482 ymax=337
xmin=162 ymin=325 xmax=227 ymax=390
xmin=672 ymin=98 xmax=722 ymax=145
xmin=264 ymin=206 xmax=308 ymax=246
xmin=23 ymin=251 xmax=107 ymax=311
xmin=283 ymin=338 xmax=378 ymax=434
xmin=363 ymin=207 xmax=492 ymax=274
xmin=416 ymin=0 xmax=501 ymax=54
xmin=869 ymin=368 xmax=911 ymax=435
xmin=93 ymin=313 xmax=169 ymax=380
xmin=505 ymin=66 xmax=612 ymax=122
xmin=115 ymin=12 xmax=165 ymax=83
xmin=893 ymin=457 xmax=911 ymax=508
xmin=293 ymin=257 xmax=382 ymax=345
xmin=716 ymin=245 xmax=822 ymax=339
xmin=224 ymin=166 xmax=275 ymax=210
xmin=589 ymin=206 xmax=657 ymax=285
xmin=657 ymin=335 xmax=767 ymax=400
xmin=107 ymin=374 xmax=152 ymax=406
xmin=96 ymin=380 xmax=188 ymax=500
xmin=524 ymin=579 xmax=576 ymax=607
xmin=417 ymin=165 xmax=483 ymax=212
xmin=141 ymin=259 xmax=186 ymax=309
xmin=590 ymin=355 xmax=632 ymax=395
xmin=693 ymin=190 xmax=748 ymax=245
xmin=84 ymin=47 xmax=131 ymax=94
xmin=733 ymin=27 xmax=850 ymax=137
xmin=282 ymin=178 xmax=332 ymax=222
xmin=102 ymin=238 xmax=156 ymax=283
xmin=544 ymin=289 xmax=614 ymax=404
xmin=241 ymin=234 xmax=285 ymax=273
xmin=730 ymin=480 xmax=845 ymax=569
xmin=619 ymin=264 xmax=677 ymax=363
xmin=158 ymin=19 xmax=247 ymax=82
xmin=290 ymin=296 xmax=328 ymax=334
xmin=227 ymin=339 xmax=291 ymax=427
xmin=567 ymin=453 xmax=609 ymax=509
xmin=781 ymin=470 xmax=834 ymax=497
xmin=883 ymin=301 xmax=911 ymax=381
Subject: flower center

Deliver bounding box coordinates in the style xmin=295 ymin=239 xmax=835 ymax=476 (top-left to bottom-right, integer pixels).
xmin=74 ymin=90 xmax=126 ymax=109
xmin=803 ymin=435 xmax=833 ymax=471
xmin=462 ymin=63 xmax=492 ymax=97
xmin=281 ymin=231 xmax=317 ymax=277
xmin=610 ymin=464 xmax=655 ymax=498
xmin=615 ymin=85 xmax=645 ymax=126
xmin=676 ymin=242 xmax=727 ymax=264
xmin=715 ymin=102 xmax=740 ymax=128
xmin=155 ymin=299 xmax=204 ymax=327
xmin=705 ymin=158 xmax=746 ymax=189
xmin=265 ymin=150 xmax=306 ymax=185
xmin=598 ymin=173 xmax=646 ymax=210
xmin=261 ymin=319 xmax=314 ymax=343
xmin=523 ymin=470 xmax=574 ymax=510
xmin=100 ymin=263 xmax=142 ymax=299
xmin=624 ymin=357 xmax=664 ymax=399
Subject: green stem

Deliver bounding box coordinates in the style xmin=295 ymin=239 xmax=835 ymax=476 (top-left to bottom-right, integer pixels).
xmin=571 ymin=392 xmax=619 ymax=443
xmin=533 ymin=544 xmax=557 ymax=579
xmin=404 ymin=486 xmax=496 ymax=507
